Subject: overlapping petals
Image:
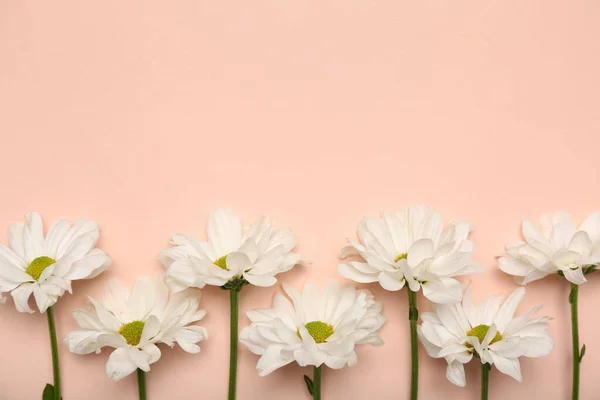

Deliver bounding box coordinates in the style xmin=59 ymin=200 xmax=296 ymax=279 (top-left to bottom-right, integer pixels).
xmin=418 ymin=284 xmax=553 ymax=386
xmin=339 ymin=206 xmax=482 ymax=304
xmin=160 ymin=208 xmax=302 ymax=291
xmin=0 ymin=212 xmax=111 ymax=313
xmin=240 ymin=280 xmax=385 ymax=376
xmin=64 ymin=274 xmax=207 ymax=381
xmin=499 ymin=211 xmax=600 ymax=285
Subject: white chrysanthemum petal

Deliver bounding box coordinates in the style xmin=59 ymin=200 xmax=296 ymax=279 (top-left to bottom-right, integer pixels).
xmin=0 ymin=213 xmax=111 ymax=312
xmin=11 ymin=284 xmax=35 ymax=313
xmin=341 ymin=206 xmax=479 ymax=302
xmin=240 ymin=280 xmax=385 ymax=375
xmin=446 ymin=361 xmax=466 ymax=387
xmin=161 ymin=209 xmax=301 ymax=289
xmin=207 ymin=209 xmax=243 ymax=256
xmin=419 ymin=285 xmax=552 ymax=386
xmin=501 ymin=211 xmax=600 ymax=285
xmin=65 ymin=274 xmax=207 ymax=381
xmin=106 ymin=347 xmax=139 ymax=381
xmin=494 ymin=287 xmax=525 ymax=332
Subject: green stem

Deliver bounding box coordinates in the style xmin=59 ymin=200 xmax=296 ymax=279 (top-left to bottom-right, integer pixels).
xmin=228 ymin=289 xmax=239 ymax=400
xmin=481 ymin=363 xmax=490 ymax=400
xmin=313 ymin=366 xmax=322 ymax=400
xmin=570 ymin=283 xmax=580 ymax=400
xmin=407 ymin=289 xmax=418 ymax=400
xmin=137 ymin=369 xmax=147 ymax=400
xmin=46 ymin=307 xmax=61 ymax=400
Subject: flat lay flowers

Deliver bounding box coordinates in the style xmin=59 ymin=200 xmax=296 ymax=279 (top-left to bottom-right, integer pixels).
xmin=0 ymin=207 xmax=597 ymax=399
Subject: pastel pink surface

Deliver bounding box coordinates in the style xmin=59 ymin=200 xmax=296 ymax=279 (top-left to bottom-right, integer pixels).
xmin=1 ymin=1 xmax=599 ymax=399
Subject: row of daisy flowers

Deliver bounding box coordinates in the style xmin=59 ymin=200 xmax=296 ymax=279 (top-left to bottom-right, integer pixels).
xmin=0 ymin=207 xmax=596 ymax=399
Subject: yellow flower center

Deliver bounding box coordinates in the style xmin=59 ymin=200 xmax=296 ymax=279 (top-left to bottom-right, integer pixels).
xmin=467 ymin=324 xmax=503 ymax=345
xmin=297 ymin=321 xmax=335 ymax=344
xmin=214 ymin=255 xmax=228 ymax=270
xmin=118 ymin=320 xmax=145 ymax=346
xmin=25 ymin=256 xmax=56 ymax=281
xmin=394 ymin=253 xmax=408 ymax=263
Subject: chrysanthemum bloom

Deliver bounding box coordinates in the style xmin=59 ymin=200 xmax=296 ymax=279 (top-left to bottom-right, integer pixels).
xmin=498 ymin=211 xmax=599 ymax=400
xmin=0 ymin=212 xmax=111 ymax=400
xmin=338 ymin=205 xmax=482 ymax=400
xmin=418 ymin=284 xmax=553 ymax=397
xmin=159 ymin=208 xmax=302 ymax=400
xmin=240 ymin=281 xmax=385 ymax=398
xmin=65 ymin=274 xmax=207 ymax=396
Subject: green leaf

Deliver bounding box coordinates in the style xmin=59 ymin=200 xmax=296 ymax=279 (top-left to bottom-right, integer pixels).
xmin=303 ymin=375 xmax=314 ymax=396
xmin=580 ymin=344 xmax=586 ymax=362
xmin=42 ymin=384 xmax=54 ymax=400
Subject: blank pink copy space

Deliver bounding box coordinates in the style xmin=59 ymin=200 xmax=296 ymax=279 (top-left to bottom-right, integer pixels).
xmin=0 ymin=1 xmax=599 ymax=399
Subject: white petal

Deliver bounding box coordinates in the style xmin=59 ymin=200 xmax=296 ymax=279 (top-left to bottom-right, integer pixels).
xmin=207 ymin=209 xmax=243 ymax=256
xmin=490 ymin=353 xmax=522 ymax=382
xmin=378 ymin=271 xmax=405 ymax=291
xmin=494 ymin=287 xmax=525 ymax=332
xmin=563 ymin=268 xmax=586 ymax=285
xmin=244 ymin=273 xmax=277 ymax=287
xmin=338 ymin=262 xmax=379 ymax=284
xmin=422 ymin=278 xmax=462 ymax=304
xmin=106 ymin=347 xmax=139 ymax=381
xmin=11 ymin=283 xmax=35 ymax=313
xmin=580 ymin=211 xmax=600 ymax=243
xmin=23 ymin=212 xmax=44 ymax=262
xmin=446 ymin=360 xmax=466 ymax=387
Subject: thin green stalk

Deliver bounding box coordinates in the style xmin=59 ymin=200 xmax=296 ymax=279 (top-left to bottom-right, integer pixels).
xmin=570 ymin=283 xmax=580 ymax=400
xmin=46 ymin=307 xmax=61 ymax=400
xmin=228 ymin=289 xmax=239 ymax=400
xmin=137 ymin=369 xmax=147 ymax=400
xmin=481 ymin=363 xmax=490 ymax=400
xmin=407 ymin=289 xmax=418 ymax=400
xmin=313 ymin=366 xmax=322 ymax=400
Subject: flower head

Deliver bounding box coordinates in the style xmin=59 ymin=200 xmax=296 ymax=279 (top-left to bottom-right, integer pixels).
xmin=418 ymin=284 xmax=553 ymax=386
xmin=0 ymin=212 xmax=111 ymax=313
xmin=499 ymin=211 xmax=600 ymax=285
xmin=240 ymin=280 xmax=385 ymax=376
xmin=339 ymin=205 xmax=482 ymax=304
xmin=64 ymin=274 xmax=207 ymax=381
xmin=160 ymin=208 xmax=302 ymax=291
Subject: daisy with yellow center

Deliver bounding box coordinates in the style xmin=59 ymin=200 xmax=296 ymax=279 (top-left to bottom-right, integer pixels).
xmin=65 ymin=274 xmax=207 ymax=399
xmin=418 ymin=283 xmax=553 ymax=399
xmin=159 ymin=208 xmax=303 ymax=400
xmin=0 ymin=212 xmax=112 ymax=400
xmin=240 ymin=281 xmax=385 ymax=400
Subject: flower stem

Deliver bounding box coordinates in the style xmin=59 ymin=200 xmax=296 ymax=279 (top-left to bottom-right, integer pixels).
xmin=407 ymin=288 xmax=418 ymax=400
xmin=228 ymin=289 xmax=239 ymax=400
xmin=313 ymin=366 xmax=322 ymax=400
xmin=46 ymin=307 xmax=61 ymax=400
xmin=137 ymin=369 xmax=147 ymax=400
xmin=570 ymin=283 xmax=580 ymax=400
xmin=481 ymin=363 xmax=491 ymax=400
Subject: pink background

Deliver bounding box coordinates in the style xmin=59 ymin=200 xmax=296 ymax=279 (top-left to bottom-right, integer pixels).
xmin=1 ymin=1 xmax=599 ymax=399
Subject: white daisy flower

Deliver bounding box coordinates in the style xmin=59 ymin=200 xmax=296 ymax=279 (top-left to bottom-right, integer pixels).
xmin=239 ymin=280 xmax=385 ymax=376
xmin=418 ymin=284 xmax=553 ymax=387
xmin=65 ymin=274 xmax=208 ymax=381
xmin=0 ymin=212 xmax=112 ymax=313
xmin=339 ymin=205 xmax=482 ymax=304
xmin=159 ymin=208 xmax=302 ymax=291
xmin=499 ymin=211 xmax=600 ymax=285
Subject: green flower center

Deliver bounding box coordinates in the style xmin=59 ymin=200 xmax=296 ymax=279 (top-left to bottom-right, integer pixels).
xmin=118 ymin=320 xmax=145 ymax=346
xmin=467 ymin=324 xmax=503 ymax=345
xmin=25 ymin=256 xmax=56 ymax=281
xmin=297 ymin=321 xmax=334 ymax=344
xmin=214 ymin=255 xmax=228 ymax=270
xmin=394 ymin=253 xmax=408 ymax=263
